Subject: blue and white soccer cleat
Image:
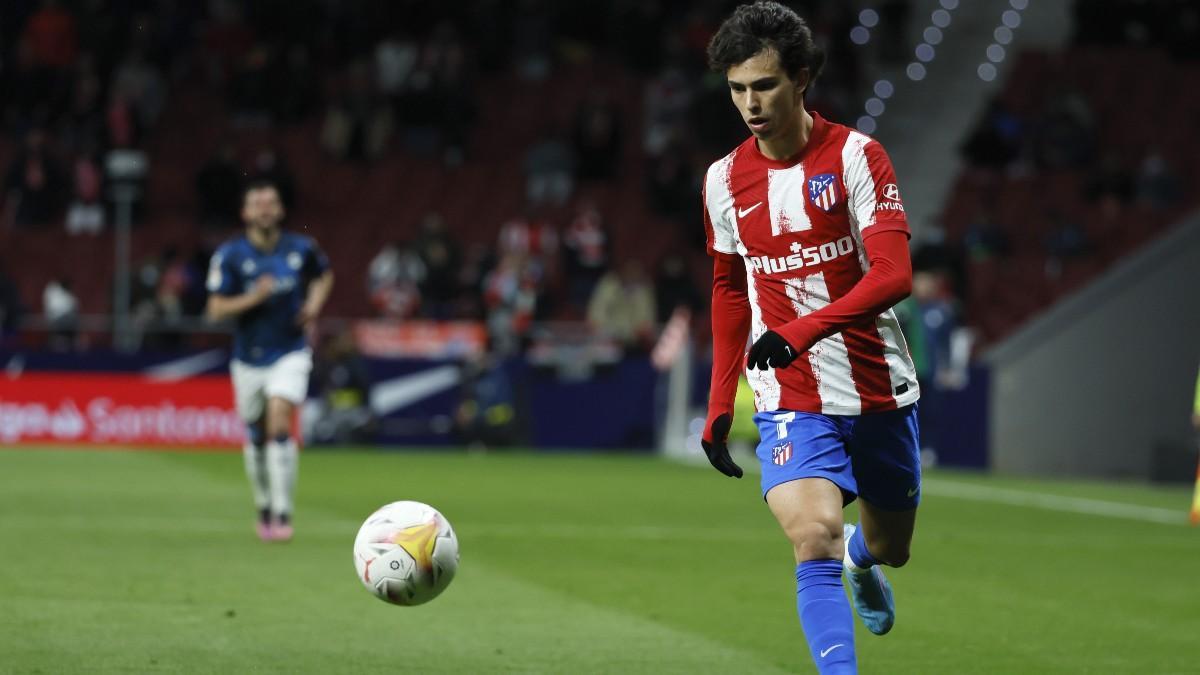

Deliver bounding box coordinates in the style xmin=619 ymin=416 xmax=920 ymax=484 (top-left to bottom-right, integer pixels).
xmin=843 ymin=523 xmax=895 ymax=635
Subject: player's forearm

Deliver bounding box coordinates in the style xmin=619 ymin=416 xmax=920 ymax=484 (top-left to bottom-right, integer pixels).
xmin=305 ymin=271 xmax=334 ymax=313
xmin=206 ymin=293 xmax=264 ymax=322
xmin=709 ymin=254 xmax=751 ymax=414
xmin=775 ymin=228 xmax=912 ymax=351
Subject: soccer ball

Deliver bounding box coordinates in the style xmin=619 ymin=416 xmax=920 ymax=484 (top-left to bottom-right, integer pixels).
xmin=352 ymin=501 xmax=459 ymax=606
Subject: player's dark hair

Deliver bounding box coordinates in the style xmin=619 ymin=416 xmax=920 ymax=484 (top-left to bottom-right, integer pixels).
xmin=707 ymin=1 xmax=825 ymax=92
xmin=241 ymin=177 xmax=282 ymax=206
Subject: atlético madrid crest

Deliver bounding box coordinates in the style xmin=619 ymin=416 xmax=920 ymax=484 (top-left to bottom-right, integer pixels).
xmin=807 ymin=173 xmax=841 ymax=212
xmin=771 ymin=441 xmax=793 ymax=466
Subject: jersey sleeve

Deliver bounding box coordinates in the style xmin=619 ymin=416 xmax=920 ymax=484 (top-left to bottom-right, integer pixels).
xmin=703 ymin=166 xmax=738 ymax=256
xmin=842 ymin=135 xmax=909 ymax=238
xmin=206 ymin=246 xmax=240 ymax=296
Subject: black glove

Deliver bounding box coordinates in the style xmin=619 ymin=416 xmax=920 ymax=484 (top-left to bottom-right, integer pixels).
xmin=700 ymin=413 xmax=743 ymax=478
xmin=746 ymin=330 xmax=798 ymax=371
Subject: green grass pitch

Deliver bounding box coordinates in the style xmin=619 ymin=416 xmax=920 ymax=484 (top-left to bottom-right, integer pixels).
xmin=2 ymin=447 xmax=1199 ymax=674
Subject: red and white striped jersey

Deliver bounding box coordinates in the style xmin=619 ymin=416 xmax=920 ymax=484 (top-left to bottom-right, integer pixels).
xmin=703 ymin=113 xmax=920 ymax=416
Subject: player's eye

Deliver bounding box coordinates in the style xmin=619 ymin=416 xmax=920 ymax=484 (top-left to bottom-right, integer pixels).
xmin=752 ymin=80 xmax=777 ymax=91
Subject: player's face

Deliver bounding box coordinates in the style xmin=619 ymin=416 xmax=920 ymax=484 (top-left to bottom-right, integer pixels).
xmin=726 ymin=49 xmax=807 ymax=141
xmin=242 ymin=187 xmax=285 ymax=231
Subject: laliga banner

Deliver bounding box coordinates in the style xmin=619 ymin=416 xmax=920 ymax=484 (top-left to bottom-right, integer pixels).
xmin=0 ymin=373 xmax=243 ymax=447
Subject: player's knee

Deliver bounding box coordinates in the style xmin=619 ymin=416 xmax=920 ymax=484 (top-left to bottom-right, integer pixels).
xmin=785 ymin=520 xmax=841 ymax=561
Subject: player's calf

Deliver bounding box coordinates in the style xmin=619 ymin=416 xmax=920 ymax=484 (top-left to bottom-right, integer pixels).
xmin=842 ymin=524 xmax=896 ymax=636
xmin=264 ymin=431 xmax=298 ymax=540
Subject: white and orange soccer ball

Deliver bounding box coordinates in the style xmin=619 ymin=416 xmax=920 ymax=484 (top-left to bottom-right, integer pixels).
xmin=352 ymin=501 xmax=459 ymax=606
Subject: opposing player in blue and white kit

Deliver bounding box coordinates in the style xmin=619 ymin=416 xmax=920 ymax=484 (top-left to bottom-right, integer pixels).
xmin=206 ymin=178 xmax=334 ymax=542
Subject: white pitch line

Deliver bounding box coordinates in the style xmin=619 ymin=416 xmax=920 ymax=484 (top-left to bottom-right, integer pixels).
xmin=922 ymin=478 xmax=1185 ymax=525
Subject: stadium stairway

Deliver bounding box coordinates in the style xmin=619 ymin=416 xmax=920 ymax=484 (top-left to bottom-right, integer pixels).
xmin=872 ymin=0 xmax=1073 ymax=237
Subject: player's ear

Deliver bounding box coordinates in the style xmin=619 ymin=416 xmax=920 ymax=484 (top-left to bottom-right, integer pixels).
xmin=794 ymin=68 xmax=809 ymax=100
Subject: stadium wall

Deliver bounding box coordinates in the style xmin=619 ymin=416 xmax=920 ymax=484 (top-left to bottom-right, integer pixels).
xmin=0 ymin=350 xmax=658 ymax=450
xmin=985 ymin=215 xmax=1200 ymax=480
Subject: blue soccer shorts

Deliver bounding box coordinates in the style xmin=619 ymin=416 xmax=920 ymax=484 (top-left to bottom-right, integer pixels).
xmin=754 ymin=404 xmax=921 ymax=511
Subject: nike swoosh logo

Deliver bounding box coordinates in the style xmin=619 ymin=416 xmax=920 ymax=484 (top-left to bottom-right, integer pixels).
xmin=737 ymin=202 xmax=763 ymax=218
xmin=820 ymin=644 xmax=845 ymax=658
xmin=907 ymin=486 xmax=920 ymax=497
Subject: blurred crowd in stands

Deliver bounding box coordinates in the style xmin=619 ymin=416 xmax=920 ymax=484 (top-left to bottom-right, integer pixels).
xmin=1 ymin=0 xmax=1196 ymax=361
xmin=0 ymin=0 xmax=884 ymax=355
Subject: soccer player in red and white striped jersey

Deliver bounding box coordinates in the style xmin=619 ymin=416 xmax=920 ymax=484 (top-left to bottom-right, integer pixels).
xmin=701 ymin=4 xmax=922 ymax=673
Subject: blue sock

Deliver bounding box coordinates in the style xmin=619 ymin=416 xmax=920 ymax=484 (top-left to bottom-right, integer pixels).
xmin=847 ymin=525 xmax=881 ymax=570
xmin=796 ymin=559 xmax=856 ymax=674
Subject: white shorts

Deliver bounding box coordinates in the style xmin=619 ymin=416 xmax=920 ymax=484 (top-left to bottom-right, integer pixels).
xmin=230 ymin=349 xmax=313 ymax=423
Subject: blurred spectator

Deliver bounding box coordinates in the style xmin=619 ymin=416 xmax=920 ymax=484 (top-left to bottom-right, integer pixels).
xmin=129 ymin=254 xmax=162 ymax=348
xmin=321 ymin=60 xmax=393 ymax=162
xmin=62 ymin=53 xmax=106 ymax=153
xmin=524 ymin=130 xmax=576 ymax=207
xmin=643 ymin=67 xmax=694 ymax=157
xmin=195 ymin=142 xmax=242 ymax=226
xmin=106 ymin=91 xmax=138 ymax=148
xmin=1084 ymin=153 xmax=1134 ymax=211
xmin=962 ymin=207 xmax=1011 ymax=262
xmin=572 ymin=90 xmax=623 ymax=181
xmin=562 ymin=202 xmax=609 ymax=310
xmin=455 ymin=242 xmax=495 ymax=320
xmin=229 ymin=43 xmax=274 ymax=125
xmin=962 ymin=97 xmax=1024 ymax=170
xmin=43 ymin=276 xmax=79 ymax=350
xmin=275 ymin=45 xmax=318 ymax=123
xmin=5 ymin=130 xmax=66 ymax=228
xmin=0 ymin=263 xmax=22 ymax=342
xmin=367 ymin=241 xmax=425 ymax=319
xmin=375 ymin=29 xmax=418 ymax=98
xmin=414 ymin=22 xmax=476 ymax=165
xmin=512 ymin=1 xmax=553 ymax=81
xmin=1033 ymin=86 xmax=1096 ymax=170
xmin=153 ymin=247 xmax=189 ymax=349
xmin=111 ymin=47 xmax=166 ymax=129
xmin=310 ymin=330 xmax=376 ymax=444
xmin=413 ymin=212 xmax=462 ymax=319
xmin=1074 ymin=0 xmax=1200 ymax=61
xmin=455 ymin=350 xmax=520 ymax=450
xmin=157 ymin=247 xmax=188 ymax=319
xmin=1167 ymin=5 xmax=1200 ymax=61
xmin=647 ymin=138 xmax=697 ymax=223
xmin=200 ymin=0 xmax=253 ymax=83
xmin=587 ymin=259 xmax=656 ymax=350
xmin=912 ymin=228 xmax=967 ymax=303
xmin=23 ymin=0 xmax=78 ymax=70
xmin=499 ymin=211 xmax=559 ymax=282
xmin=64 ymin=147 xmax=105 ymax=235
xmin=902 ymin=269 xmax=959 ymax=456
xmin=483 ymin=253 xmax=539 ymax=356
xmin=127 ymin=247 xmax=190 ymax=350
xmin=653 ymin=253 xmax=703 ymax=325
xmin=1043 ymin=209 xmax=1090 ymax=279
xmin=1135 ymin=149 xmax=1182 ymax=211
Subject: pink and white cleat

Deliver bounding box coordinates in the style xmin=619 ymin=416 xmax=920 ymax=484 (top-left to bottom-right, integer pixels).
xmin=256 ymin=521 xmax=274 ymax=542
xmin=272 ymin=521 xmax=293 ymax=542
